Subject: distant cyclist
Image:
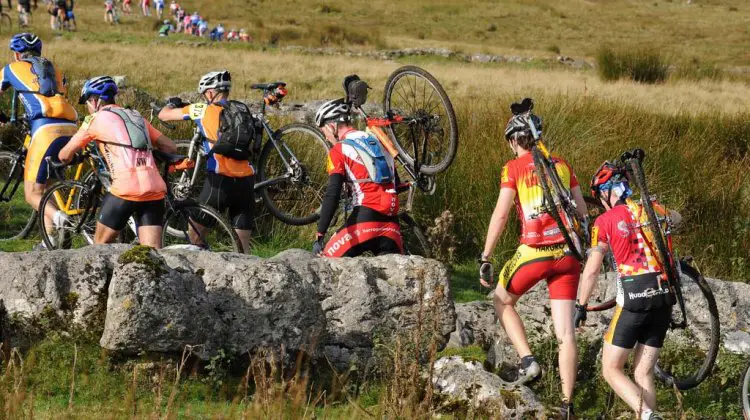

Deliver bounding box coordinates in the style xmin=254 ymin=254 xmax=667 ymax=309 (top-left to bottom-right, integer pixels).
xmin=58 ymin=76 xmax=177 ymax=248
xmin=17 ymin=0 xmax=32 ymax=27
xmin=313 ymin=98 xmax=404 ymax=258
xmin=478 ymin=99 xmax=587 ymax=419
xmin=122 ymin=0 xmax=131 ymax=14
xmin=104 ymin=0 xmax=115 ymax=23
xmin=576 ymin=160 xmax=681 ymax=420
xmin=64 ymin=0 xmax=75 ymax=30
xmin=154 ymin=0 xmax=163 ymax=18
xmin=0 ymin=33 xmax=78 ymax=250
xmin=158 ymin=70 xmax=256 ymax=253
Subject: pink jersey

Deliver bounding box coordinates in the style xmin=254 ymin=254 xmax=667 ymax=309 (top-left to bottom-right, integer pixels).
xmin=68 ymin=105 xmax=167 ymax=202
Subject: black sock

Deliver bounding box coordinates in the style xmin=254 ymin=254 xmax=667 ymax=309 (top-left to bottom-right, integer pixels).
xmin=520 ymin=355 xmax=536 ymax=368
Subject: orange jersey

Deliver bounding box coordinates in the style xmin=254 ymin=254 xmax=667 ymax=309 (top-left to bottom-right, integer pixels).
xmin=68 ymin=105 xmax=166 ymax=202
xmin=500 ymin=153 xmax=579 ymax=247
xmin=0 ymin=60 xmax=77 ymax=123
xmin=181 ymin=102 xmax=254 ymax=178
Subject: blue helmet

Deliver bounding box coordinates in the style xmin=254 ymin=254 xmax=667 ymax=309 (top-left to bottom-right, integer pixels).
xmin=9 ymin=33 xmax=42 ymax=55
xmin=78 ymin=76 xmax=118 ymax=104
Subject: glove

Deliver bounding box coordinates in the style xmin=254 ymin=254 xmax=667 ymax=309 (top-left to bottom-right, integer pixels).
xmin=312 ymin=236 xmax=325 ymax=256
xmin=574 ymin=303 xmax=588 ymax=327
xmin=166 ymin=96 xmax=186 ymax=108
xmin=478 ymin=257 xmax=494 ymax=286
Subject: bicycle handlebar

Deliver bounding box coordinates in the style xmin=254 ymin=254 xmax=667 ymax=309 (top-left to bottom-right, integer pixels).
xmin=149 ymin=102 xmax=177 ymax=130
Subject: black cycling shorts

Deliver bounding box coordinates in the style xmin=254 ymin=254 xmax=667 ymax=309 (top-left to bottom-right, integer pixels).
xmin=98 ymin=194 xmax=165 ymax=231
xmin=198 ymin=172 xmax=254 ymax=231
xmin=604 ymin=305 xmax=672 ymax=349
xmin=18 ymin=1 xmax=30 ymax=13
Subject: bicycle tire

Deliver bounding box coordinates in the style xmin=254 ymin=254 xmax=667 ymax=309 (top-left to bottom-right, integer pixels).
xmin=399 ymin=213 xmax=430 ymax=257
xmin=383 ymin=65 xmax=458 ymax=175
xmin=0 ymin=12 xmax=11 ymax=30
xmin=0 ymin=151 xmax=37 ymax=240
xmin=742 ymin=361 xmax=750 ymax=419
xmin=38 ymin=180 xmax=99 ymax=249
xmin=162 ymin=202 xmax=242 ymax=252
xmin=257 ymin=123 xmax=329 ymax=226
xmin=653 ymin=261 xmax=719 ymax=390
xmin=531 ymin=148 xmax=584 ymax=261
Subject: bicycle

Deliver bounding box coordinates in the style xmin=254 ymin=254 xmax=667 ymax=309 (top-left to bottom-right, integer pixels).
xmin=151 ymin=81 xmax=329 ymax=226
xmin=38 ymin=147 xmax=242 ymax=252
xmin=0 ymin=9 xmax=11 ymax=30
xmin=585 ymin=149 xmax=720 ymax=390
xmin=339 ymin=66 xmax=459 ymax=256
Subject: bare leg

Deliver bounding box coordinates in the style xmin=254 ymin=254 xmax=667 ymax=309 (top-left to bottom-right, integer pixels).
xmin=25 ymin=181 xmax=57 ymax=232
xmin=137 ymin=225 xmax=163 ymax=249
xmin=493 ymin=286 xmax=531 ymax=358
xmin=632 ymin=344 xmax=660 ymax=412
xmin=602 ymin=342 xmax=655 ymax=415
xmin=94 ymin=222 xmax=121 ymax=244
xmin=551 ymin=299 xmax=577 ymax=401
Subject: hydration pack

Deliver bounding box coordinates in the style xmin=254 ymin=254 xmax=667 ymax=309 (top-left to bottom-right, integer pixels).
xmin=343 ymin=133 xmax=393 ymax=184
xmin=21 ymin=56 xmax=59 ymax=97
xmin=103 ymin=107 xmax=152 ymax=150
xmin=213 ymin=100 xmax=255 ymax=160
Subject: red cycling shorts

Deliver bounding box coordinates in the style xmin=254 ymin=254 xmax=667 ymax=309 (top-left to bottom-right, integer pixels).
xmin=497 ymin=244 xmax=580 ymax=300
xmin=323 ymin=221 xmax=403 ymax=258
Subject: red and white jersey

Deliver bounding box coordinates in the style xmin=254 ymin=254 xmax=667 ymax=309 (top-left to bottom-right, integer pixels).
xmin=326 ymin=130 xmax=399 ymax=217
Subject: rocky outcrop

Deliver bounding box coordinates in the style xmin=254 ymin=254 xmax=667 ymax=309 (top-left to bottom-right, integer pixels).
xmin=0 ymin=246 xmax=455 ymax=369
xmin=448 ymin=270 xmax=749 ymax=361
xmin=432 ymin=356 xmax=543 ymax=418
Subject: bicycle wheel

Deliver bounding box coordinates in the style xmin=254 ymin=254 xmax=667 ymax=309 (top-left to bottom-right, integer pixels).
xmin=654 ymin=261 xmax=720 ymax=390
xmin=531 ymin=148 xmax=584 ymax=261
xmin=257 ymin=123 xmax=329 ymax=226
xmin=383 ymin=65 xmax=458 ymax=175
xmin=742 ymin=361 xmax=750 ymax=419
xmin=399 ymin=213 xmax=430 ymax=257
xmin=162 ymin=202 xmax=242 ymax=252
xmin=0 ymin=12 xmax=11 ymax=30
xmin=0 ymin=151 xmax=37 ymax=240
xmin=38 ymin=181 xmax=99 ymax=249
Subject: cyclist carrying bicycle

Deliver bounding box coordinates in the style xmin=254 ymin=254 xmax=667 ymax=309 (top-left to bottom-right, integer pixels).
xmin=158 ymin=70 xmax=256 ymax=253
xmin=57 ymin=76 xmax=177 ymax=248
xmin=0 ymin=33 xmax=78 ymax=250
xmin=478 ymin=100 xmax=587 ymax=419
xmin=575 ymin=160 xmax=682 ymax=420
xmin=312 ymin=98 xmax=405 ymax=258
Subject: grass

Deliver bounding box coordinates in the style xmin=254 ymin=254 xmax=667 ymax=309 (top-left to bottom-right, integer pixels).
xmin=597 ymin=46 xmax=670 ymax=84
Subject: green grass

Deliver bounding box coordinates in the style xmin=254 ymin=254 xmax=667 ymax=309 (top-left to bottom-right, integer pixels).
xmin=436 ymin=345 xmax=487 ymax=364
xmin=450 ymin=262 xmax=489 ymax=303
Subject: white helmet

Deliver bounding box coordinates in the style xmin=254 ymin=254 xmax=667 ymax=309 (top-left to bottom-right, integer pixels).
xmin=198 ymin=70 xmax=231 ymax=94
xmin=315 ymin=98 xmax=350 ymax=127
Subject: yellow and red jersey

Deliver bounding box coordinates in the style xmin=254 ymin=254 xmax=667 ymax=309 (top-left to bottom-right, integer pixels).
xmin=180 ymin=102 xmax=254 ymax=178
xmin=500 ymin=153 xmax=579 ymax=247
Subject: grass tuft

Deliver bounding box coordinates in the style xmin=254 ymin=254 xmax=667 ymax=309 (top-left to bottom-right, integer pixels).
xmin=596 ymin=46 xmax=669 ymax=84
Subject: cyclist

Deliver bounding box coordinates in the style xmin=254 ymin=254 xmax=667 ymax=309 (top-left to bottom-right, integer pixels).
xmin=48 ymin=0 xmax=66 ymax=29
xmin=122 ymin=0 xmax=131 ymax=14
xmin=158 ymin=70 xmax=255 ymax=253
xmin=158 ymin=19 xmax=172 ymax=37
xmin=104 ymin=0 xmax=115 ymax=23
xmin=312 ymin=98 xmax=404 ymax=258
xmin=478 ymin=100 xmax=587 ymax=419
xmin=154 ymin=0 xmax=163 ymax=18
xmin=57 ymin=76 xmax=177 ymax=248
xmin=17 ymin=0 xmax=32 ymax=27
xmin=0 ymin=33 xmax=78 ymax=249
xmin=575 ymin=161 xmax=681 ymax=420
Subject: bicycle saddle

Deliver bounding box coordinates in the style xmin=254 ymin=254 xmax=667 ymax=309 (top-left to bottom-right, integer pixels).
xmin=153 ymin=150 xmax=187 ymax=164
xmin=619 ymin=148 xmax=646 ymax=164
xmin=510 ymin=97 xmax=534 ymax=115
xmin=250 ymin=82 xmax=286 ymax=91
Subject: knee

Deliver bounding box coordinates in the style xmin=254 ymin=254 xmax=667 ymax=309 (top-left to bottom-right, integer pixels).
xmin=602 ymin=363 xmax=621 ymax=382
xmin=634 ymin=365 xmax=654 ymax=384
xmin=493 ymin=289 xmax=515 ymax=307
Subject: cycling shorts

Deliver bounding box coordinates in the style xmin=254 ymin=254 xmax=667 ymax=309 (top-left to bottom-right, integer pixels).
xmin=498 ymin=243 xmax=580 ymax=300
xmin=18 ymin=2 xmax=31 ymax=13
xmin=604 ymin=305 xmax=672 ymax=349
xmin=98 ymin=193 xmax=165 ymax=231
xmin=198 ymin=172 xmax=254 ymax=230
xmin=322 ymin=206 xmax=403 ymax=258
xmin=24 ymin=123 xmax=77 ymax=184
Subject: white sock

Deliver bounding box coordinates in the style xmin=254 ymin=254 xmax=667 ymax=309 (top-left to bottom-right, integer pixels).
xmin=53 ymin=210 xmax=68 ymax=228
xmin=641 ymin=410 xmax=653 ymax=420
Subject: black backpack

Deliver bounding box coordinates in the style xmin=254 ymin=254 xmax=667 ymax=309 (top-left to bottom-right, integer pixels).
xmin=212 ymin=100 xmax=256 ymax=160
xmin=21 ymin=56 xmax=59 ymax=97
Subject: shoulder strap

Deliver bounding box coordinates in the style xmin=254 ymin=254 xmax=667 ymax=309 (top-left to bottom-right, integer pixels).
xmin=342 ymin=138 xmax=377 ymax=183
xmin=102 ymin=108 xmax=152 ymax=150
xmin=19 ymin=57 xmax=59 ymax=97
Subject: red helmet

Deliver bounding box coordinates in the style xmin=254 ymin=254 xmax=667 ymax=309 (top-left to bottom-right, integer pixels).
xmin=590 ymin=161 xmax=627 ymax=198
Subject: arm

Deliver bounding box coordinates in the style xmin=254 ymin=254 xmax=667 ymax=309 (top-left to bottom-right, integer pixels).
xmin=58 ymin=129 xmax=93 ymax=163
xmin=158 ymin=105 xmax=185 ymax=122
xmin=316 ymin=173 xmax=344 ymax=237
xmin=146 ymin=119 xmax=177 ymax=153
xmin=577 ymin=247 xmax=607 ymax=306
xmin=481 ymin=187 xmax=516 ymax=258
xmin=571 ymin=185 xmax=587 ymax=219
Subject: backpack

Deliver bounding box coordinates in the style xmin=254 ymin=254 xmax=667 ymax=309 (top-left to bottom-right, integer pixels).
xmin=212 ymin=100 xmax=256 ymax=160
xmin=21 ymin=56 xmax=59 ymax=97
xmin=342 ymin=133 xmax=393 ymax=184
xmin=103 ymin=107 xmax=152 ymax=150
